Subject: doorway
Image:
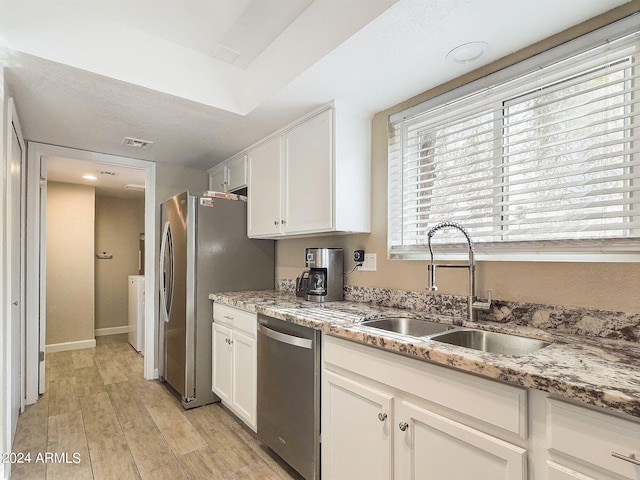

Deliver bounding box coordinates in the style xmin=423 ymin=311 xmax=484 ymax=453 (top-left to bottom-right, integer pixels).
xmin=25 ymin=143 xmax=157 ymax=405
xmin=5 ymin=99 xmax=26 ymax=454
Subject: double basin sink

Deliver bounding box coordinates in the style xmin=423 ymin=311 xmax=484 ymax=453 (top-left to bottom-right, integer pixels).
xmin=360 ymin=317 xmax=551 ymax=356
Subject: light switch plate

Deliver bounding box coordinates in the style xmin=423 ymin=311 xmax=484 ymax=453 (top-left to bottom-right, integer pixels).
xmin=359 ymin=253 xmax=377 ymax=272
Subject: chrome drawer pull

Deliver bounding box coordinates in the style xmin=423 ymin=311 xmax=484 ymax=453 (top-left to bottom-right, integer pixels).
xmin=223 ymin=315 xmax=234 ymax=320
xmin=399 ymin=422 xmax=408 ymax=432
xmin=378 ymin=413 xmax=387 ymax=422
xmin=612 ymin=452 xmax=640 ymax=466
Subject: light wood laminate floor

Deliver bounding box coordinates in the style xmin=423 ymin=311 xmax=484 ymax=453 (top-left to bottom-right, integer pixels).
xmin=11 ymin=334 xmax=302 ymax=480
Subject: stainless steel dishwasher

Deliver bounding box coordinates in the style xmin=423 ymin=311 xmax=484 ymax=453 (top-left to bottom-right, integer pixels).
xmin=257 ymin=314 xmax=320 ymax=480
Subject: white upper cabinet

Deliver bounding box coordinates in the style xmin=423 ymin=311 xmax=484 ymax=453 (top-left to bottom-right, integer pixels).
xmin=208 ymin=163 xmax=227 ymax=192
xmin=282 ymin=108 xmax=333 ymax=234
xmin=226 ymin=154 xmax=247 ymax=192
xmin=246 ymin=102 xmax=371 ymax=238
xmin=207 ymin=153 xmax=248 ymax=193
xmin=247 ymin=136 xmax=282 ymax=237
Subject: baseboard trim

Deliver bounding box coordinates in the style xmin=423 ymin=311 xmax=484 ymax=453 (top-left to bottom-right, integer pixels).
xmin=45 ymin=339 xmax=96 ymax=353
xmin=95 ymin=326 xmax=129 ymax=337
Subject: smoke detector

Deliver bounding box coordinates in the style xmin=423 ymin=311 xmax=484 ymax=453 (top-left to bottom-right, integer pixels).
xmin=123 ymin=137 xmax=153 ymax=149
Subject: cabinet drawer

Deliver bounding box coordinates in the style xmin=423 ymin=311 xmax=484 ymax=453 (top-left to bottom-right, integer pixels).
xmin=547 ymin=461 xmax=599 ymax=480
xmin=213 ymin=303 xmax=256 ymax=336
xmin=548 ymin=398 xmax=640 ymax=479
xmin=323 ymin=335 xmax=527 ymax=439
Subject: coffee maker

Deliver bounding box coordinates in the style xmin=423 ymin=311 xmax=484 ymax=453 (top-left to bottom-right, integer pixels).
xmin=303 ymin=247 xmax=343 ymax=302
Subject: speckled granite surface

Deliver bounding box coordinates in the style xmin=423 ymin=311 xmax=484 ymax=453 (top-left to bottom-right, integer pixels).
xmin=276 ymin=279 xmax=640 ymax=342
xmin=210 ymin=289 xmax=640 ymax=419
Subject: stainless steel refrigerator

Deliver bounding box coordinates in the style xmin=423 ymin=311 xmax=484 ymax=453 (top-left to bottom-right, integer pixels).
xmin=159 ymin=191 xmax=274 ymax=409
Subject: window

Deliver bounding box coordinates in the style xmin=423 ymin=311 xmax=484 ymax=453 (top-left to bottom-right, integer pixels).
xmin=388 ymin=21 xmax=640 ymax=261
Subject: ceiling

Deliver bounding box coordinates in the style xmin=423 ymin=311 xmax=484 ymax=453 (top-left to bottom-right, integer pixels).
xmin=46 ymin=156 xmax=146 ymax=199
xmin=0 ymin=0 xmax=633 ymax=174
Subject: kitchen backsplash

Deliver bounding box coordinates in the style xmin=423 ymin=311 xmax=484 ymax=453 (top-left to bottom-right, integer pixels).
xmin=276 ymin=278 xmax=639 ymax=343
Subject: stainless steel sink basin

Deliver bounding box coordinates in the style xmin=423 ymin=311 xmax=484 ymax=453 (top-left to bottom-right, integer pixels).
xmin=361 ymin=317 xmax=456 ymax=338
xmin=431 ymin=328 xmax=551 ymax=355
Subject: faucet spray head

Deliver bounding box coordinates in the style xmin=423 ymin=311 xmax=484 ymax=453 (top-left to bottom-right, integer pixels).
xmin=427 ymin=263 xmax=438 ymax=292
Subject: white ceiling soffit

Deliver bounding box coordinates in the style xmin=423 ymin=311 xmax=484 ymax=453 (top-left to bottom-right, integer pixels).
xmin=0 ymin=0 xmax=400 ymax=115
xmin=263 ymin=0 xmax=636 ymax=117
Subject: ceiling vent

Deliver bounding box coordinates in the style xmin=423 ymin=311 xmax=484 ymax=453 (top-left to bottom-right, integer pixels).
xmin=123 ymin=137 xmax=154 ymax=149
xmin=100 ymin=170 xmax=117 ymax=176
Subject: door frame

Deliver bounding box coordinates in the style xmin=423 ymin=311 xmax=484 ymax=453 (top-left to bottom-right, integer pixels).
xmin=25 ymin=143 xmax=157 ymax=404
xmin=2 ymin=98 xmax=26 ymax=471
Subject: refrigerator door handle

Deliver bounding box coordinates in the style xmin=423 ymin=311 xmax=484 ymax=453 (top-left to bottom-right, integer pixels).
xmin=160 ymin=220 xmax=174 ymax=323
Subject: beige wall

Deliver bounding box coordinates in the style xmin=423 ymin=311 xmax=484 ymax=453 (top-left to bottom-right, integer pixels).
xmin=276 ymin=4 xmax=640 ymax=314
xmin=95 ymin=194 xmax=145 ymax=330
xmin=156 ymin=162 xmax=209 ymax=205
xmin=46 ymin=182 xmax=96 ymax=345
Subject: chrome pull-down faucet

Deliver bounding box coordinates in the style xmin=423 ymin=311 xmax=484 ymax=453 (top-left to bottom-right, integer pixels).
xmin=427 ymin=221 xmax=492 ymax=322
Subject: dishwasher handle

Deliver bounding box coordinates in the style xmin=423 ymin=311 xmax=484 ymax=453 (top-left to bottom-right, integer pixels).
xmin=258 ymin=323 xmax=313 ymax=349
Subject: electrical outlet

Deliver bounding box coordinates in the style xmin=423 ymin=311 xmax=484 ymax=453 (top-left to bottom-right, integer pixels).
xmin=359 ymin=253 xmax=377 ymax=272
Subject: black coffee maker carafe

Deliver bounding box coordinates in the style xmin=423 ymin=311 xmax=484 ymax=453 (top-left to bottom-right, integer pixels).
xmin=295 ymin=270 xmax=310 ymax=297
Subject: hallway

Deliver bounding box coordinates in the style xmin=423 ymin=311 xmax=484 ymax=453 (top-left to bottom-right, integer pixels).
xmin=11 ymin=335 xmax=300 ymax=480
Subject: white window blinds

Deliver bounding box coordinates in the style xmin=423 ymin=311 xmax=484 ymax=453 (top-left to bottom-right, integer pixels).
xmin=388 ymin=22 xmax=640 ymax=261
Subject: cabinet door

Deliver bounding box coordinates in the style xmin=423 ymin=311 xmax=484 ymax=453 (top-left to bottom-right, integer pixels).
xmin=322 ymin=370 xmax=393 ymax=480
xmin=247 ymin=137 xmax=282 ymax=237
xmin=282 ymin=108 xmax=333 ymax=234
xmin=226 ymin=154 xmax=247 ymax=192
xmin=212 ymin=323 xmax=233 ymax=403
xmin=231 ymin=330 xmax=256 ymax=430
xmin=395 ymin=400 xmax=527 ymax=480
xmin=209 ymin=164 xmax=227 ymax=192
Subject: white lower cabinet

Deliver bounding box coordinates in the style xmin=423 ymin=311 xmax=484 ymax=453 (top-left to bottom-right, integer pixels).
xmin=212 ymin=303 xmax=257 ymax=431
xmin=230 ymin=329 xmax=256 ymax=424
xmin=321 ymin=334 xmax=640 ymax=480
xmin=545 ymin=398 xmax=640 ymax=480
xmin=395 ymin=400 xmax=526 ymax=480
xmin=322 ymin=370 xmax=393 ymax=480
xmin=321 ymin=335 xmax=527 ymax=480
xmin=212 ymin=322 xmax=233 ymax=404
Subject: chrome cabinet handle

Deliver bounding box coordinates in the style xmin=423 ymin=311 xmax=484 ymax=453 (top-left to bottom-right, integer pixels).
xmin=378 ymin=413 xmax=387 ymax=422
xmin=281 ymin=219 xmax=286 ymax=224
xmin=223 ymin=315 xmax=233 ymax=320
xmin=274 ymin=220 xmax=279 ymax=225
xmin=612 ymin=452 xmax=640 ymax=466
xmin=399 ymin=422 xmax=408 ymax=431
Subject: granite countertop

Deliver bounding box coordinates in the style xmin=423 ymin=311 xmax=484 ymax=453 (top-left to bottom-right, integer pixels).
xmin=209 ymin=290 xmax=640 ymax=419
